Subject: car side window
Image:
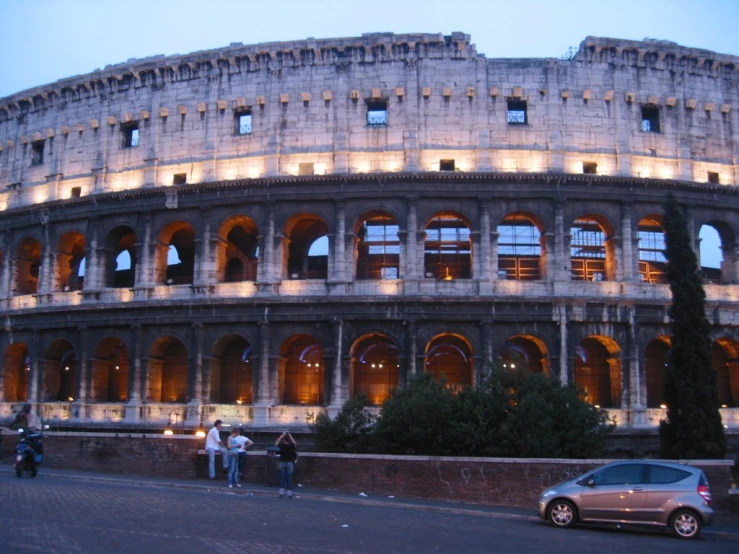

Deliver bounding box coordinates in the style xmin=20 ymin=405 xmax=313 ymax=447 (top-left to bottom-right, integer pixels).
xmin=592 ymin=464 xmax=646 ymax=485
xmin=647 ymin=465 xmax=691 ymax=484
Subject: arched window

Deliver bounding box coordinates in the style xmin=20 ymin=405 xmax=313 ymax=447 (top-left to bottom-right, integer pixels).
xmin=42 ymin=340 xmax=77 ymax=402
xmin=56 ymin=231 xmax=87 ymax=291
xmin=356 ymin=215 xmax=400 ymax=279
xmin=91 ymin=338 xmax=129 ymax=402
xmin=211 ymin=336 xmax=254 ymax=404
xmin=105 ymin=226 xmax=137 ymax=288
xmin=645 ymin=338 xmax=670 ymax=408
xmin=637 ymin=217 xmax=666 ymax=284
xmin=13 ymin=237 xmax=42 ymax=295
xmin=2 ymin=343 xmax=30 ymax=402
xmin=351 ymin=335 xmax=399 ymax=405
xmin=425 ymin=335 xmax=472 ymax=388
xmin=570 ymin=218 xmax=607 ymax=281
xmin=221 ymin=220 xmax=259 ymax=282
xmin=282 ymin=335 xmax=325 ymax=405
xmin=497 ymin=215 xmax=541 ymax=280
xmin=713 ymin=340 xmax=739 ymax=408
xmin=286 ymin=217 xmax=329 ymax=280
xmin=146 ymin=337 xmax=189 ymax=403
xmin=500 ymin=336 xmax=549 ymax=374
xmin=424 ymin=215 xmax=471 ymax=280
xmin=574 ymin=337 xmax=621 ymax=408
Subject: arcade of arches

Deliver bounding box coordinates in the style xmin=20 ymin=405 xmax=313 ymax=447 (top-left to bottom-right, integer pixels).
xmin=3 ymin=209 xmax=735 ymax=297
xmin=2 ymin=331 xmax=737 ymax=420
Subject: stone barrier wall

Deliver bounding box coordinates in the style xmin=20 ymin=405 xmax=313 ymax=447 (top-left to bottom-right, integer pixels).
xmin=2 ymin=432 xmax=736 ymax=522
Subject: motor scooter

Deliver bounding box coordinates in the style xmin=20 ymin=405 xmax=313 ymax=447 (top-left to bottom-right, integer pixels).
xmin=14 ymin=428 xmax=44 ymax=478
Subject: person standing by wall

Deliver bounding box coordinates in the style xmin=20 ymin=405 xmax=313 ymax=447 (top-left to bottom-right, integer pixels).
xmin=226 ymin=427 xmax=242 ymax=488
xmin=276 ymin=432 xmax=298 ymax=499
xmin=205 ymin=419 xmax=228 ymax=479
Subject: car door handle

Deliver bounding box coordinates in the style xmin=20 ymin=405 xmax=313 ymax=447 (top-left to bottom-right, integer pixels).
xmin=631 ymin=487 xmax=645 ymax=491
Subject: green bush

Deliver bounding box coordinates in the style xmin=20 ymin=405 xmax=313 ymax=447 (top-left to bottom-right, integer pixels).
xmin=312 ymin=364 xmax=614 ymax=459
xmin=312 ymin=395 xmax=376 ymax=453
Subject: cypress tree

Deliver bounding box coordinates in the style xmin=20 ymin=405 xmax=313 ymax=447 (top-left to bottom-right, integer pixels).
xmin=659 ymin=195 xmax=726 ymax=459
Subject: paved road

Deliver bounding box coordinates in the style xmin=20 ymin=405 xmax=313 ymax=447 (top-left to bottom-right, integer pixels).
xmin=0 ymin=474 xmax=736 ymax=554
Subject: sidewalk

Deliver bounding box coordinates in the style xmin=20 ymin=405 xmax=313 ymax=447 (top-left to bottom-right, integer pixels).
xmin=2 ymin=463 xmax=738 ymax=540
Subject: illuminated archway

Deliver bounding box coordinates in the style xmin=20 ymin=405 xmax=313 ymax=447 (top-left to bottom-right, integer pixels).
xmin=280 ymin=335 xmax=325 ymax=405
xmin=211 ymin=335 xmax=254 ymax=404
xmin=425 ymin=335 xmax=473 ymax=388
xmin=713 ymin=339 xmax=739 ymax=408
xmin=350 ymin=334 xmax=399 ymax=405
xmin=55 ymin=231 xmax=86 ymax=291
xmin=574 ymin=336 xmax=621 ymax=408
xmin=13 ymin=237 xmax=42 ymax=295
xmin=42 ymin=339 xmax=77 ymax=402
xmin=637 ymin=216 xmax=666 ymax=284
xmin=497 ymin=214 xmax=543 ymax=280
xmin=424 ymin=214 xmax=471 ymax=280
xmin=147 ymin=337 xmax=189 ymax=403
xmin=645 ymin=337 xmax=670 ymax=408
xmin=2 ymin=343 xmax=30 ymax=402
xmin=500 ymin=335 xmax=549 ymax=374
xmin=104 ymin=225 xmax=137 ymax=288
xmin=356 ymin=213 xmax=400 ymax=279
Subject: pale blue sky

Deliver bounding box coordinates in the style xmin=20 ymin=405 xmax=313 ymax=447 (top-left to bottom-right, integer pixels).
xmin=2 ymin=0 xmax=735 ymax=267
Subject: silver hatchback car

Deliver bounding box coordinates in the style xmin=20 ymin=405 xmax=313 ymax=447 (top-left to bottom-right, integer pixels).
xmin=537 ymin=461 xmax=713 ymax=539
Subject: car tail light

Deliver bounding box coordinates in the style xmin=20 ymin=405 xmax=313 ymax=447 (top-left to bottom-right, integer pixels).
xmin=697 ymin=484 xmax=712 ymax=505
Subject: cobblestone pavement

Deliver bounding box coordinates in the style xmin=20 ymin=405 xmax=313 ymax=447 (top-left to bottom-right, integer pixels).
xmin=0 ymin=473 xmax=737 ymax=554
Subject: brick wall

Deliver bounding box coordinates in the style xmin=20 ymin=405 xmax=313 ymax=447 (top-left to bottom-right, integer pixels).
xmin=2 ymin=432 xmax=737 ymax=522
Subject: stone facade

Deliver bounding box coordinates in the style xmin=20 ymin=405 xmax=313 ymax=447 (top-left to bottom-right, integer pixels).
xmin=0 ymin=33 xmax=738 ymax=431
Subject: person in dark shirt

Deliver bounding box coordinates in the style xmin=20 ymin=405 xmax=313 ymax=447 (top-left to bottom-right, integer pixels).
xmin=275 ymin=432 xmax=298 ymax=499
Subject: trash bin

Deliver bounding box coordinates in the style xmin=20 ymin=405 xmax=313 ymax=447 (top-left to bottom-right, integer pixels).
xmin=265 ymin=446 xmax=281 ymax=486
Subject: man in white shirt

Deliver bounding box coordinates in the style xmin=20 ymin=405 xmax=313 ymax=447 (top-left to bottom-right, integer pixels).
xmin=234 ymin=428 xmax=254 ymax=478
xmin=205 ymin=419 xmax=229 ymax=479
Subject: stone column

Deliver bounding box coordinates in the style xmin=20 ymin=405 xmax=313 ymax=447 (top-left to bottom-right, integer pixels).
xmin=329 ymin=202 xmax=347 ymax=283
xmin=37 ymin=215 xmax=52 ymax=294
xmin=620 ymin=203 xmax=636 ymax=282
xmin=76 ymin=325 xmax=89 ymax=404
xmin=477 ymin=198 xmax=492 ymax=289
xmin=555 ymin=304 xmax=569 ymax=385
xmin=195 ymin=209 xmax=213 ymax=286
xmin=256 ymin=202 xmax=275 ymax=285
xmin=549 ymin=198 xmax=569 ymax=281
xmin=404 ymin=319 xmax=417 ymax=385
xmin=30 ymin=328 xmax=41 ymax=404
xmin=625 ymin=305 xmax=644 ymax=427
xmin=403 ymin=197 xmax=420 ymax=286
xmin=329 ymin=318 xmax=344 ymax=409
xmin=479 ymin=321 xmax=493 ymax=385
xmin=190 ymin=323 xmax=203 ymax=404
xmin=83 ymin=220 xmax=101 ymax=292
xmin=253 ymin=321 xmax=272 ymax=426
xmin=135 ymin=214 xmax=153 ymax=290
xmin=0 ymin=233 xmax=11 ymax=297
xmin=125 ymin=324 xmax=143 ymax=422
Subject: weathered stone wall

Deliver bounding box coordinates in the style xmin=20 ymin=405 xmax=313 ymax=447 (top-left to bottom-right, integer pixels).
xmin=0 ymin=33 xmax=737 ymax=210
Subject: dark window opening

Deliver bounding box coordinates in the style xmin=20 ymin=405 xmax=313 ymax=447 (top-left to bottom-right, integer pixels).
xmin=708 ymin=171 xmax=720 ymax=184
xmin=424 ymin=215 xmax=471 ymax=280
xmin=507 ymin=100 xmax=527 ymax=125
xmin=173 ymin=173 xmax=187 ymax=185
xmin=366 ymin=101 xmax=388 ymax=126
xmin=70 ymin=187 xmax=81 ymax=198
xmin=31 ymin=141 xmax=44 ymax=165
xmin=299 ymin=163 xmax=314 ymax=176
xmin=641 ymin=106 xmax=661 ymax=133
xmin=122 ymin=124 xmax=139 ymax=148
xmin=583 ymin=162 xmax=598 ymax=175
xmin=638 ymin=219 xmax=667 ymax=284
xmin=497 ymin=216 xmax=541 ymax=280
xmin=439 ymin=159 xmax=455 ymax=172
xmin=236 ymin=111 xmax=252 ymax=135
xmin=570 ymin=218 xmax=606 ymax=281
xmin=356 ymin=216 xmax=400 ymax=280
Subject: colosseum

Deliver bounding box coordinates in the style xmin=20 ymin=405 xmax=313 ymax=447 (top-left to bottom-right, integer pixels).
xmin=0 ymin=32 xmax=738 ymax=434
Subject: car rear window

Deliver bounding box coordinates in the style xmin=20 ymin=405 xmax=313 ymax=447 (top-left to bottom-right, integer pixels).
xmin=648 ymin=465 xmax=691 ymax=484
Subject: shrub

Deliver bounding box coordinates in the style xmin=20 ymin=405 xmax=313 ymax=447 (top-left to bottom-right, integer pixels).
xmin=312 ymin=396 xmax=376 ymax=453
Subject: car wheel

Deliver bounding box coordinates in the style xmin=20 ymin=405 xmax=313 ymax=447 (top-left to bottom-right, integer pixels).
xmin=548 ymin=500 xmax=577 ymax=528
xmin=670 ymin=509 xmax=701 ymax=539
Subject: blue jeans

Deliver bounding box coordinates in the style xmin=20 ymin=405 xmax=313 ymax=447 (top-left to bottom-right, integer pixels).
xmin=227 ymin=452 xmax=240 ymax=485
xmin=206 ymin=447 xmax=228 ymax=479
xmin=279 ymin=461 xmax=294 ymax=491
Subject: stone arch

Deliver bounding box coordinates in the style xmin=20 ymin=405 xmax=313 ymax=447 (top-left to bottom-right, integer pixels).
xmin=569 ymin=214 xmax=616 ymax=281
xmin=103 ymin=225 xmax=137 ymax=288
xmin=155 ymin=221 xmax=196 ymax=285
xmin=147 ymin=337 xmax=189 ymax=403
xmin=2 ymin=342 xmax=30 ymax=402
xmin=713 ymin=337 xmax=739 ymax=408
xmin=210 ymin=334 xmax=254 ymax=404
xmin=424 ymin=334 xmax=473 ymax=388
xmin=423 ymin=212 xmax=471 ymax=280
xmin=637 ymin=215 xmax=667 ymax=284
xmin=355 ymin=210 xmax=400 ymax=280
xmin=284 ymin=214 xmax=329 ymax=280
xmin=645 ymin=336 xmax=671 ymax=408
xmin=574 ymin=336 xmax=622 ymax=408
xmin=497 ymin=212 xmax=545 ymax=280
xmin=699 ymin=219 xmax=736 ymax=284
xmin=278 ymin=334 xmax=325 ymax=405
xmin=91 ymin=337 xmax=129 ymax=402
xmin=42 ymin=339 xmax=77 ymax=402
xmin=500 ymin=334 xmax=550 ymax=374
xmin=55 ymin=230 xmax=86 ymax=291
xmin=216 ymin=216 xmax=259 ymax=283
xmin=350 ymin=333 xmax=399 ymax=405
xmin=13 ymin=236 xmax=42 ymax=295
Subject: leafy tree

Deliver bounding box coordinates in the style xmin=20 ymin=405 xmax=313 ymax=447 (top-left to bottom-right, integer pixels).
xmin=490 ymin=365 xmax=613 ymax=458
xmin=659 ymin=195 xmax=726 ymax=459
xmin=311 ymin=396 xmax=376 ymax=453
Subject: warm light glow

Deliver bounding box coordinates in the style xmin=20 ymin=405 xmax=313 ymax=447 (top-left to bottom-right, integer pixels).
xmin=721 ymin=404 xmax=728 ymax=408
xmin=64 ymin=366 xmax=70 ymax=371
xmin=163 ymin=429 xmax=174 ymax=435
xmin=68 ymin=397 xmax=74 ymax=402
xmin=658 ymin=166 xmax=674 ymax=180
xmin=195 ymin=430 xmax=206 ymax=438
xmin=33 ymin=188 xmax=50 ymax=203
xmin=594 ymin=404 xmax=601 ymax=409
xmin=659 ymin=404 xmax=667 ymax=409
xmin=357 ymin=161 xmax=371 ymax=173
xmin=443 ymin=267 xmax=453 ymax=281
xmin=236 ymin=399 xmax=243 ymax=405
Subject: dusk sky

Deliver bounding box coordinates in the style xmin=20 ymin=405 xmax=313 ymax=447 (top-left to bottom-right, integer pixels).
xmin=2 ymin=0 xmax=736 ymax=266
